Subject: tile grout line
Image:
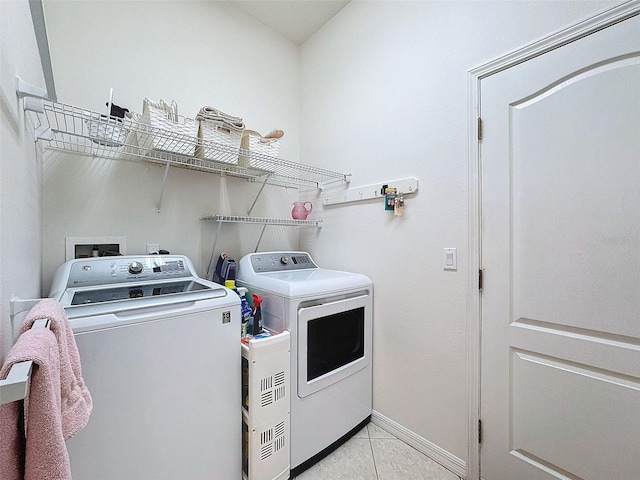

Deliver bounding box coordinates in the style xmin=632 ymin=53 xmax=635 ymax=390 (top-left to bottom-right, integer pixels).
xmin=366 ymin=424 xmax=381 ymax=480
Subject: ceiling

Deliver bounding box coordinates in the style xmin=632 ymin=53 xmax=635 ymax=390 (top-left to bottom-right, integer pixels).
xmin=229 ymin=0 xmax=350 ymax=45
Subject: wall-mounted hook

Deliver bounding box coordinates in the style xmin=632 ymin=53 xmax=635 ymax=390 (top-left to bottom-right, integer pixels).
xmin=322 ymin=177 xmax=418 ymax=206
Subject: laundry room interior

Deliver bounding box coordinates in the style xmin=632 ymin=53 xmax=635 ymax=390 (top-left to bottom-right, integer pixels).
xmin=2 ymin=1 xmax=636 ymax=479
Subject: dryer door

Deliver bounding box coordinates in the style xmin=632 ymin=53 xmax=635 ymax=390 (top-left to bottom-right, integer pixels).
xmin=297 ymin=293 xmax=371 ymax=398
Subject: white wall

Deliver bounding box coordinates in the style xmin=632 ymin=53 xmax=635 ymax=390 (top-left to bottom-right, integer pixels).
xmin=29 ymin=0 xmax=623 ymax=475
xmin=41 ymin=0 xmax=302 ymax=292
xmin=299 ymin=0 xmax=619 ymax=466
xmin=0 ymin=0 xmax=45 ymax=362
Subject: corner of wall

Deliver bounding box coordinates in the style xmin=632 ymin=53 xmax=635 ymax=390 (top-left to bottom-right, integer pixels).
xmin=0 ymin=0 xmax=46 ymax=361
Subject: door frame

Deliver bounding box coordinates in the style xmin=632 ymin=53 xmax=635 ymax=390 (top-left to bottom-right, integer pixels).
xmin=465 ymin=2 xmax=640 ymax=479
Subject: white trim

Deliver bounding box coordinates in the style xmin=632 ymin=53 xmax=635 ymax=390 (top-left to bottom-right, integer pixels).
xmin=371 ymin=410 xmax=465 ymax=478
xmin=470 ymin=0 xmax=640 ymax=81
xmin=466 ymin=2 xmax=640 ymax=479
xmin=466 ymin=64 xmax=481 ymax=480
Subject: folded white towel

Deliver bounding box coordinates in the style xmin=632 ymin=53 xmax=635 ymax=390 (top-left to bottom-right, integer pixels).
xmin=196 ymin=106 xmax=245 ymax=132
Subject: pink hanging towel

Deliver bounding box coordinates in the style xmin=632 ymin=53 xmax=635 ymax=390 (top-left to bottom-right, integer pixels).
xmin=20 ymin=299 xmax=93 ymax=439
xmin=0 ymin=299 xmax=92 ymax=480
xmin=0 ymin=328 xmax=70 ymax=480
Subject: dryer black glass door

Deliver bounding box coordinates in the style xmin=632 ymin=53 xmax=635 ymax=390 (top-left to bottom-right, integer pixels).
xmin=307 ymin=306 xmax=364 ymax=381
xmin=297 ymin=293 xmax=371 ymax=398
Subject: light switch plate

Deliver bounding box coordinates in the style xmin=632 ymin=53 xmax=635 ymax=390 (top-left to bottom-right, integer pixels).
xmin=444 ymin=248 xmax=457 ymax=270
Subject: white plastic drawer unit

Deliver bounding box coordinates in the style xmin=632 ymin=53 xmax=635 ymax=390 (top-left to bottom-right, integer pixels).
xmin=242 ymin=331 xmax=290 ymax=480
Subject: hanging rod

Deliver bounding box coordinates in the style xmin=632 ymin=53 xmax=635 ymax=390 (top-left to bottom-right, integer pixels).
xmin=0 ymin=318 xmax=51 ymax=405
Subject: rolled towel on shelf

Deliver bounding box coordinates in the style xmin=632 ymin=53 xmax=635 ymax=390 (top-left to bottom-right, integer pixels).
xmin=261 ymin=129 xmax=284 ymax=142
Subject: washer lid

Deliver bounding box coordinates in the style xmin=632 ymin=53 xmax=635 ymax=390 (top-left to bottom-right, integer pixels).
xmin=58 ymin=278 xmax=231 ymax=318
xmin=66 ymin=278 xmax=220 ymax=306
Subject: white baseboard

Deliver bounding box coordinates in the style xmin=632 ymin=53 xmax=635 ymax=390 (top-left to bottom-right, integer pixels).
xmin=370 ymin=410 xmax=466 ymax=479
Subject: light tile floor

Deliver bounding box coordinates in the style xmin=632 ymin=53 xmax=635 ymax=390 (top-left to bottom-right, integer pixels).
xmin=291 ymin=423 xmax=463 ymax=480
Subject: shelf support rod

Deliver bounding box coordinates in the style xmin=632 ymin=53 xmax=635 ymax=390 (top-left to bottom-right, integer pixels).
xmin=156 ymin=160 xmax=172 ymax=213
xmin=247 ymin=175 xmax=272 ymax=217
xmin=206 ymin=220 xmax=224 ymax=281
xmin=254 ymin=224 xmax=268 ymax=253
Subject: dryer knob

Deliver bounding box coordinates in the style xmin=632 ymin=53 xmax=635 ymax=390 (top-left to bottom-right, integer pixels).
xmin=280 ymin=256 xmax=289 ymax=265
xmin=128 ymin=261 xmax=144 ymax=274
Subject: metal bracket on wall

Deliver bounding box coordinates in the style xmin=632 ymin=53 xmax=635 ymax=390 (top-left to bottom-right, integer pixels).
xmin=321 ymin=177 xmax=419 ymax=206
xmin=16 ymin=76 xmax=49 ymax=100
xmin=10 ymin=297 xmax=45 ymax=318
xmin=1 ymin=318 xmax=51 ymax=406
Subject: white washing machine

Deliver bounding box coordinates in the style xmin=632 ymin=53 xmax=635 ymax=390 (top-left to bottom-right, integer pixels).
xmin=49 ymin=255 xmax=241 ymax=480
xmin=236 ymin=251 xmax=373 ymax=476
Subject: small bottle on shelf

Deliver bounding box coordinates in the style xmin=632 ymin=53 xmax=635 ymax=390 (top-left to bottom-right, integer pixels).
xmin=226 ymin=280 xmax=253 ymax=337
xmin=251 ymin=293 xmax=262 ymax=335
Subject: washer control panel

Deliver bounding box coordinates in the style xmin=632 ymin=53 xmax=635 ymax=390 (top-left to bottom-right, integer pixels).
xmin=65 ymin=255 xmax=191 ymax=288
xmin=248 ymin=252 xmax=318 ymax=273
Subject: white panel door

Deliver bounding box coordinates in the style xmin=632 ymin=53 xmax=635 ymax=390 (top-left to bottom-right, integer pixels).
xmin=480 ymin=12 xmax=640 ymax=480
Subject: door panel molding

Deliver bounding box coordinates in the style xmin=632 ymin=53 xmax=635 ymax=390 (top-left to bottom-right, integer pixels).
xmin=466 ymin=2 xmax=640 ymax=479
xmin=510 ymin=348 xmax=640 ymax=478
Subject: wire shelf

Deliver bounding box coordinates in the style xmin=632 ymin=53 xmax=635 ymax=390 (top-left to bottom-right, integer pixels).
xmin=26 ymin=99 xmax=350 ymax=190
xmin=201 ymin=214 xmax=323 ymax=228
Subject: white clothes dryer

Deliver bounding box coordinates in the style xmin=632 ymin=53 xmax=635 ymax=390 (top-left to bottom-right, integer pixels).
xmin=236 ymin=251 xmax=373 ymax=476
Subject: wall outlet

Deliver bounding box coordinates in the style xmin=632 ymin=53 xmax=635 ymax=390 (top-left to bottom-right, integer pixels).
xmin=146 ymin=243 xmax=160 ymax=254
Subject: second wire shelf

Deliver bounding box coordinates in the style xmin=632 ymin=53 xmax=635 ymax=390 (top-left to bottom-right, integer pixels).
xmin=200 ymin=214 xmax=322 ymax=228
xmin=201 ymin=215 xmax=323 ymax=277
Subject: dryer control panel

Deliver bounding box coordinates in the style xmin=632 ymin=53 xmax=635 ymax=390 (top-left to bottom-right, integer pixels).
xmin=247 ymin=252 xmax=318 ymax=273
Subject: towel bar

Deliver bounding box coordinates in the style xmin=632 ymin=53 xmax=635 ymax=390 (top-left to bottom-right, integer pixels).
xmin=0 ymin=318 xmax=51 ymax=405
